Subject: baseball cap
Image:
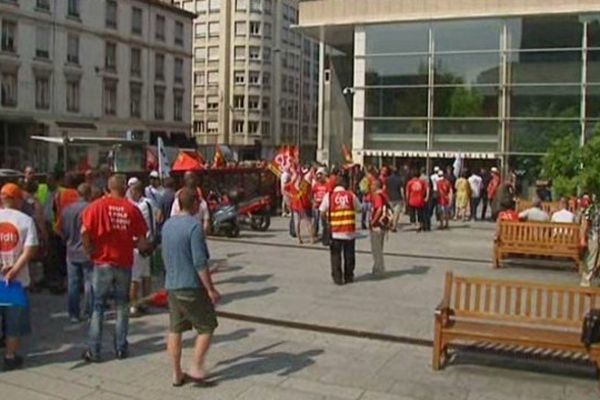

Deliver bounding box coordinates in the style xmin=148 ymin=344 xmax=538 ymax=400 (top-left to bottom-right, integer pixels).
xmin=437 ymin=170 xmax=444 ymax=177
xmin=316 ymin=167 xmax=327 ymax=175
xmin=433 ymin=166 xmax=440 ymax=172
xmin=491 ymin=167 xmax=499 ymax=173
xmin=0 ymin=183 xmax=22 ymax=200
xmin=149 ymin=170 xmax=160 ymax=179
xmin=127 ymin=177 xmax=140 ymax=187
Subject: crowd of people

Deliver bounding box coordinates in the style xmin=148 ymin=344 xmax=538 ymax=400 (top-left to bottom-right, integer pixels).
xmin=0 ymin=167 xmax=219 ymax=386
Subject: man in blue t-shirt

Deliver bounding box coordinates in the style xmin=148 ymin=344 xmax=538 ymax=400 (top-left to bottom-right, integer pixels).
xmin=161 ymin=188 xmax=220 ymax=387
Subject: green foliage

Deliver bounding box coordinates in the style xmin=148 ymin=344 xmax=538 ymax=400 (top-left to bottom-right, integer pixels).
xmin=580 ymin=129 xmax=600 ymax=195
xmin=449 ymin=87 xmax=484 ymax=117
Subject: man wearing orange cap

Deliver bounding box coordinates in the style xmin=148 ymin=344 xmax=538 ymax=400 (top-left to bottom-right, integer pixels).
xmin=0 ymin=183 xmax=39 ymax=370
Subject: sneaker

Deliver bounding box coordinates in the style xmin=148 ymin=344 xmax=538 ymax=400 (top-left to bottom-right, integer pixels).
xmin=69 ymin=316 xmax=81 ymax=324
xmin=82 ymin=350 xmax=100 ymax=363
xmin=116 ymin=350 xmax=128 ymax=360
xmin=3 ymin=355 xmax=23 ymax=371
xmin=129 ymin=306 xmax=141 ymax=318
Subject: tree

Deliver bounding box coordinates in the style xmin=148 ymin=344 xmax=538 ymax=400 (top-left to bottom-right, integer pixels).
xmin=541 ymin=135 xmax=580 ymax=197
xmin=580 ymin=126 xmax=600 ymax=195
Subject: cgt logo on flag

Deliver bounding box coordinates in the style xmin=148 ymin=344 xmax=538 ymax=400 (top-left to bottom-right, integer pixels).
xmin=0 ymin=223 xmax=19 ymax=253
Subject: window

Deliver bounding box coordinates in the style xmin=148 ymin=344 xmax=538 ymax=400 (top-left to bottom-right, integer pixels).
xmin=67 ymin=0 xmax=80 ymax=17
xmin=35 ymin=26 xmax=50 ymax=59
xmin=195 ymin=23 xmax=207 ymax=38
xmin=1 ymin=20 xmax=17 ymax=53
xmin=208 ymin=22 xmax=220 ymax=37
xmin=132 ymin=7 xmax=143 ymax=35
xmin=250 ymin=0 xmax=261 ymax=13
xmin=155 ymin=53 xmax=165 ymax=80
xmin=248 ymin=121 xmax=259 ymax=134
xmin=207 ymin=120 xmax=218 ymax=133
xmin=105 ymin=42 xmax=117 ymax=72
xmin=263 ymin=23 xmax=271 ymax=38
xmin=262 ymin=72 xmax=270 ymax=87
xmin=234 ymin=95 xmax=244 ymax=109
xmin=175 ymin=22 xmax=184 ymax=46
xmin=234 ymin=46 xmax=245 ymax=61
xmin=234 ymin=70 xmax=245 ymax=85
xmin=194 ymin=96 xmax=205 ymax=110
xmin=67 ymin=34 xmax=79 ymax=64
xmin=194 ymin=71 xmax=205 ymax=86
xmin=209 ymin=0 xmax=220 ymax=12
xmin=106 ymin=0 xmax=117 ymax=29
xmin=194 ymin=120 xmax=205 ymax=133
xmin=0 ymin=72 xmax=17 ymax=107
xmin=234 ymin=120 xmax=244 ymax=134
xmin=36 ymin=0 xmax=50 ymax=10
xmin=249 ymin=46 xmax=260 ymax=61
xmin=263 ymin=47 xmax=271 ymax=63
xmin=207 ymin=96 xmax=219 ymax=110
xmin=174 ymin=90 xmax=184 ymax=121
xmin=35 ymin=76 xmax=50 ymax=110
xmin=155 ymin=15 xmax=165 ymax=41
xmin=235 ymin=22 xmax=246 ymax=37
xmin=195 ymin=47 xmax=206 ymax=62
xmin=262 ymin=97 xmax=270 ymax=113
xmin=248 ymin=95 xmax=259 ymax=110
xmin=249 ymin=71 xmax=260 ymax=85
xmin=264 ymin=0 xmax=271 ymax=14
xmin=174 ymin=58 xmax=183 ymax=83
xmin=208 ymin=46 xmax=219 ymax=61
xmin=196 ymin=0 xmax=207 ymax=13
xmin=250 ymin=22 xmax=260 ymax=36
xmin=236 ymin=0 xmax=247 ymax=11
xmin=262 ymin=121 xmax=270 ymax=136
xmin=207 ymin=70 xmax=218 ymax=85
xmin=130 ymin=48 xmax=141 ymax=77
xmin=66 ymin=79 xmax=79 ymax=112
xmin=103 ymin=79 xmax=117 ymax=115
xmin=130 ymin=83 xmax=142 ymax=118
xmin=154 ymin=86 xmax=165 ymax=119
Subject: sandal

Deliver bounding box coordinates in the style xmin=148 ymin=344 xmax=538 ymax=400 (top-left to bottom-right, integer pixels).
xmin=183 ymin=373 xmax=218 ymax=388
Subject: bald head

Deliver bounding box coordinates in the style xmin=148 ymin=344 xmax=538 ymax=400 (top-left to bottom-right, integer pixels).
xmin=77 ymin=183 xmax=92 ymax=201
xmin=108 ymin=174 xmax=127 ymax=197
xmin=183 ymin=171 xmax=197 ymax=189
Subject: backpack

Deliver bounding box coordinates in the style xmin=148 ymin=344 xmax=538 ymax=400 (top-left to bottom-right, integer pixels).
xmin=373 ymin=194 xmax=394 ymax=231
xmin=582 ymin=309 xmax=600 ymax=348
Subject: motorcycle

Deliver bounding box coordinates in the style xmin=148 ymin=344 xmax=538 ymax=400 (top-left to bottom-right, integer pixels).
xmin=237 ymin=195 xmax=272 ymax=231
xmin=207 ymin=191 xmax=240 ymax=238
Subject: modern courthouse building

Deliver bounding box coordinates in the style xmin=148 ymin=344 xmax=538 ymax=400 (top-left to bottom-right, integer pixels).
xmin=299 ymin=0 xmax=600 ymax=172
xmin=172 ymin=0 xmax=320 ymax=159
xmin=0 ymin=0 xmax=194 ymax=170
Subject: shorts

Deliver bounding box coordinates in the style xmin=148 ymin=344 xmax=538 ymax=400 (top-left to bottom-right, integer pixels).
xmin=132 ymin=250 xmax=151 ymax=282
xmin=168 ymin=288 xmax=218 ymax=335
xmin=0 ymin=301 xmax=31 ymax=337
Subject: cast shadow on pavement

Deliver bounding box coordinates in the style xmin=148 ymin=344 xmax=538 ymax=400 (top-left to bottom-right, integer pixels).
xmin=354 ymin=265 xmax=431 ymax=282
xmin=219 ymin=286 xmax=279 ymax=306
xmin=215 ymin=274 xmax=274 ymax=285
xmin=210 ymin=342 xmax=324 ymax=382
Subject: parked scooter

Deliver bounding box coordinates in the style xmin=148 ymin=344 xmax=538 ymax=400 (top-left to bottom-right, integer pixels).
xmin=207 ymin=191 xmax=240 ymax=238
xmin=237 ymin=195 xmax=271 ymax=231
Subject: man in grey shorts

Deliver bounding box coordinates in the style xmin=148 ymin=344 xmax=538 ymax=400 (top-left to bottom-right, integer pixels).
xmin=162 ymin=188 xmax=220 ymax=387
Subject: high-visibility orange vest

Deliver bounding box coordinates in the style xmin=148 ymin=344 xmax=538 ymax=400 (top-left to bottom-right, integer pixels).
xmin=53 ymin=187 xmax=79 ymax=232
xmin=329 ymin=190 xmax=356 ymax=234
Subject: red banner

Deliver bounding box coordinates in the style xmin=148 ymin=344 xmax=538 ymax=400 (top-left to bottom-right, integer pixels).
xmin=269 ymin=145 xmax=299 ymax=177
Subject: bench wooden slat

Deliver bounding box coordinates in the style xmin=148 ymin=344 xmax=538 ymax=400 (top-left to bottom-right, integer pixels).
xmin=474 ymin=283 xmax=481 ymax=313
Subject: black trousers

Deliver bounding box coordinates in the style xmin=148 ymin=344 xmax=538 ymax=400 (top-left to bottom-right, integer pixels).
xmin=330 ymin=239 xmax=356 ymax=283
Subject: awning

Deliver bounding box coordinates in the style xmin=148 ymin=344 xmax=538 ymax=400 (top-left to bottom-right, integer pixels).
xmin=31 ymin=136 xmax=146 ymax=146
xmin=55 ymin=121 xmax=97 ymax=130
xmin=359 ymin=150 xmax=500 ymax=159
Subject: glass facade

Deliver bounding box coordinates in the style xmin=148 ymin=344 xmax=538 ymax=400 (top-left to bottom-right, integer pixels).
xmin=356 ymin=15 xmax=600 ymax=162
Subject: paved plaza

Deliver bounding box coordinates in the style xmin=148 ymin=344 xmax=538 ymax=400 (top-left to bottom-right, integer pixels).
xmin=0 ymin=218 xmax=598 ymax=399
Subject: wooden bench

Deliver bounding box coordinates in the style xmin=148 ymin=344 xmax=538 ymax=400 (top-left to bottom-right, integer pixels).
xmin=515 ymin=200 xmax=560 ymax=214
xmin=494 ymin=220 xmax=581 ymax=271
xmin=433 ymin=272 xmax=600 ymax=381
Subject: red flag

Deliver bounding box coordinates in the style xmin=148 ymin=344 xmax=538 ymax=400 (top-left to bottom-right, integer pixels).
xmin=270 ymin=145 xmax=299 ymax=177
xmin=172 ymin=151 xmax=204 ymax=172
xmin=213 ymin=144 xmax=225 ymax=168
xmin=342 ymin=144 xmax=353 ymax=164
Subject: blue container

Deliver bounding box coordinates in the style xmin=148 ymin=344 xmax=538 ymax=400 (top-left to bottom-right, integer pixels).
xmin=0 ymin=281 xmax=28 ymax=307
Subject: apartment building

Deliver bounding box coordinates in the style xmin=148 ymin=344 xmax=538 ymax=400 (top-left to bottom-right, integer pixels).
xmin=173 ymin=0 xmax=319 ymax=160
xmin=0 ymin=0 xmax=194 ymax=170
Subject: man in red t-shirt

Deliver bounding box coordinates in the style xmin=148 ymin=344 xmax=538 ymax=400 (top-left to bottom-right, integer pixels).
xmin=311 ymin=168 xmax=330 ymax=241
xmin=406 ymin=170 xmax=428 ymax=232
xmin=436 ymin=171 xmax=453 ymax=230
xmin=81 ymin=174 xmax=149 ymax=362
xmin=369 ymin=180 xmax=387 ymax=275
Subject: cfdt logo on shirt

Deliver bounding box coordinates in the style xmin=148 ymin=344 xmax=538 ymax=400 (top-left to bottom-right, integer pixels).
xmin=0 ymin=223 xmax=19 ymax=252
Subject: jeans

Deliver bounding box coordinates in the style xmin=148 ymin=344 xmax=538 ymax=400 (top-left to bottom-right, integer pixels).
xmin=67 ymin=260 xmax=93 ymax=319
xmin=312 ymin=209 xmax=321 ymax=235
xmin=88 ymin=265 xmax=132 ymax=357
xmin=480 ymin=193 xmax=489 ymax=220
xmin=370 ymin=229 xmax=386 ymax=274
xmin=361 ymin=202 xmax=372 ymax=229
xmin=330 ymin=239 xmax=355 ymax=283
xmin=470 ymin=197 xmax=481 ymax=220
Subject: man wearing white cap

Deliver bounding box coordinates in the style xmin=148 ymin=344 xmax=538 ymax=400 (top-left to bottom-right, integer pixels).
xmin=145 ymin=171 xmax=165 ymax=213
